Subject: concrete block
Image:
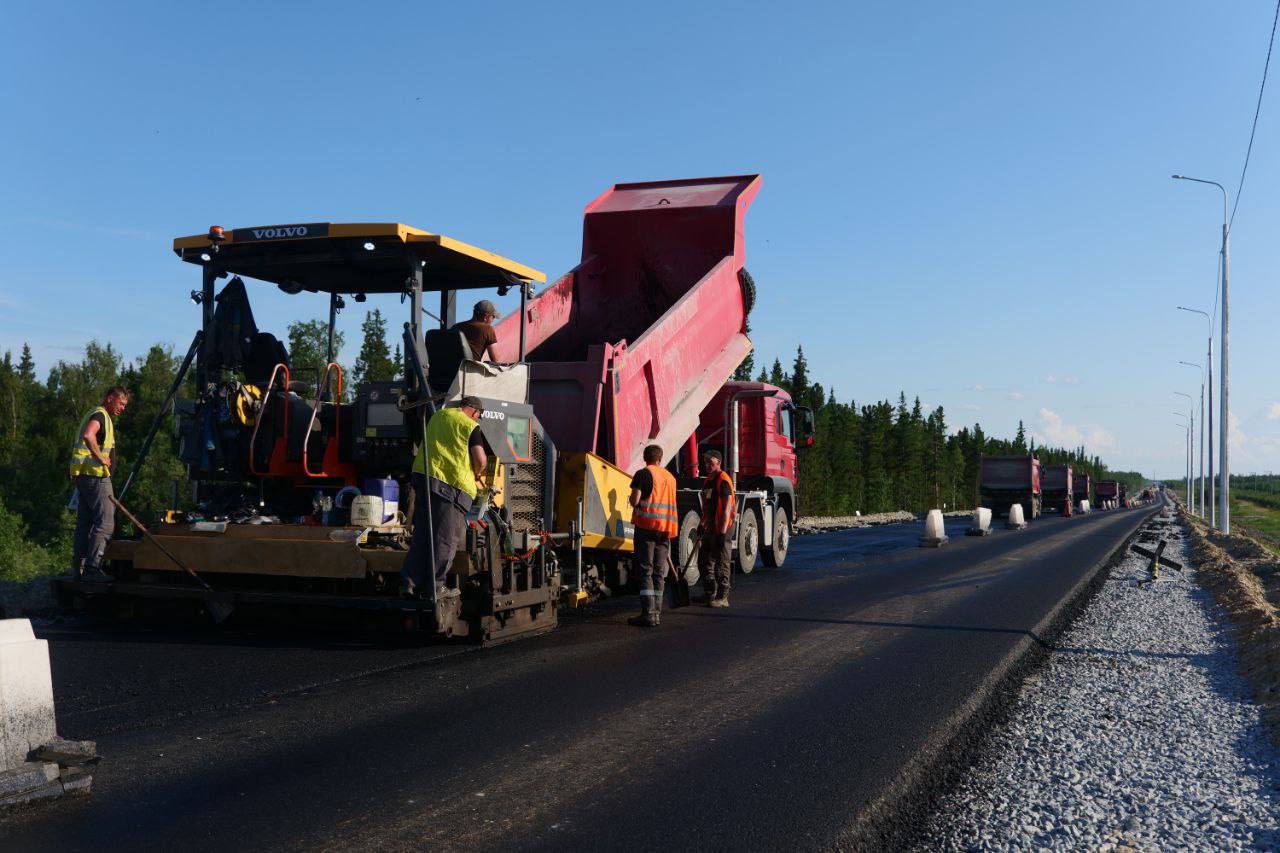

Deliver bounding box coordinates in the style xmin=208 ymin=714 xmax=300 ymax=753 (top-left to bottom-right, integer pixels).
xmin=920 ymin=509 xmax=949 ymax=547
xmin=0 ymin=620 xmax=56 ymax=771
xmin=0 ymin=761 xmax=58 ymax=797
xmin=1079 ymin=500 xmax=1090 ymax=513
xmin=33 ymin=739 xmax=97 ymax=767
xmin=1006 ymin=503 xmax=1027 ymax=530
xmin=59 ymin=765 xmax=92 ymax=795
xmin=0 ymin=780 xmax=63 ymax=807
xmin=966 ymin=507 xmax=993 ymax=536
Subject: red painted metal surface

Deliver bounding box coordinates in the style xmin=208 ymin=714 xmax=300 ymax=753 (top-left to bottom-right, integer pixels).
xmin=493 ymin=175 xmax=760 ymax=474
xmin=698 ymin=382 xmax=800 ymax=490
xmin=981 ymin=456 xmax=1042 ymax=494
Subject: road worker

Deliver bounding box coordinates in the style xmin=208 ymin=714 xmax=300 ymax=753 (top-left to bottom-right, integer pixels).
xmin=450 ymin=299 xmax=501 ymax=361
xmin=401 ymin=395 xmax=489 ymax=600
xmin=698 ymin=450 xmax=736 ymax=608
xmin=68 ymin=386 xmax=129 ymax=582
xmin=627 ymin=444 xmax=678 ymax=627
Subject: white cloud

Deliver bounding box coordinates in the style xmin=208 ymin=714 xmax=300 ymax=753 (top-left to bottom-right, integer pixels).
xmin=1032 ymin=408 xmax=1115 ymax=452
xmin=1268 ymin=402 xmax=1280 ymax=420
xmin=1087 ymin=427 xmax=1115 ymax=449
xmin=1043 ymin=375 xmax=1057 ymax=384
xmin=1064 ymin=377 xmax=1080 ymax=385
xmin=968 ymin=383 xmax=985 ymax=392
xmin=1007 ymin=391 xmax=1025 ymax=401
xmin=962 ymin=403 xmax=981 ymax=411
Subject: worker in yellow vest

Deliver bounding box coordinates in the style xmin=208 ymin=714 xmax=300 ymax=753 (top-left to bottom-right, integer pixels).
xmin=68 ymin=386 xmax=129 ymax=581
xmin=401 ymin=396 xmax=489 ymax=600
xmin=699 ymin=450 xmax=736 ymax=608
xmin=628 ymin=444 xmax=679 ymax=627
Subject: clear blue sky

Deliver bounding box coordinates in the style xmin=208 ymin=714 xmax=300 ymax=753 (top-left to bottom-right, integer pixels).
xmin=2 ymin=1 xmax=1278 ymax=479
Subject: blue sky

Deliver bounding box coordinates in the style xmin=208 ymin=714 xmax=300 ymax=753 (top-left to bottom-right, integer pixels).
xmin=2 ymin=1 xmax=1277 ymax=479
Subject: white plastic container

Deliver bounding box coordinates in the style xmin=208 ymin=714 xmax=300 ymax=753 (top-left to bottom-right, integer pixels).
xmin=350 ymin=496 xmax=386 ymax=528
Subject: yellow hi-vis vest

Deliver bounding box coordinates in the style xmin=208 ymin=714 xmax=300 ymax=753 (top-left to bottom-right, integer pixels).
xmin=69 ymin=406 xmax=114 ymax=478
xmin=414 ymin=407 xmax=479 ymax=499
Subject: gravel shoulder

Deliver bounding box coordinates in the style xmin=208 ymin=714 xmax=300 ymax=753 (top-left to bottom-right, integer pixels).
xmin=917 ymin=510 xmax=1280 ymax=851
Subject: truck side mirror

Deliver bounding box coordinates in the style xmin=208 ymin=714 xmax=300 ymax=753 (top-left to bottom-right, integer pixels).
xmin=797 ymin=406 xmax=816 ymax=447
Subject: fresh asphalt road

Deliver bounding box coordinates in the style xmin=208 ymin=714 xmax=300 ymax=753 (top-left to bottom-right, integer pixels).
xmin=1 ymin=503 xmax=1159 ymax=850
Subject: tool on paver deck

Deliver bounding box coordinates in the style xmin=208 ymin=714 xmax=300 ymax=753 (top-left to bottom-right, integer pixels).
xmin=109 ymin=496 xmax=234 ymax=624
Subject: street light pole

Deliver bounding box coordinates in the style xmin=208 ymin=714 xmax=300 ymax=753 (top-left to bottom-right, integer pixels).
xmin=1172 ymin=175 xmax=1230 ymax=533
xmin=1179 ymin=306 xmax=1214 ymax=527
xmin=1178 ymin=361 xmax=1204 ymax=517
xmin=1175 ymin=395 xmax=1194 ymax=508
xmin=1174 ymin=413 xmax=1190 ymax=508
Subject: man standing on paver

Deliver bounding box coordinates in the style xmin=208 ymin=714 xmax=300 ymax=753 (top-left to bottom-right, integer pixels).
xmin=627 ymin=444 xmax=678 ymax=627
xmin=401 ymin=395 xmax=489 ymax=600
xmin=699 ymin=450 xmax=736 ymax=608
xmin=68 ymin=385 xmax=129 ymax=582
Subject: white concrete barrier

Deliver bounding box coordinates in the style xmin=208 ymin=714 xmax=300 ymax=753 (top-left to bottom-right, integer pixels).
xmin=1006 ymin=503 xmax=1028 ymax=530
xmin=967 ymin=507 xmax=992 ymax=536
xmin=0 ymin=620 xmax=56 ymax=771
xmin=920 ymin=509 xmax=948 ymax=547
xmin=1080 ymin=500 xmax=1090 ymax=514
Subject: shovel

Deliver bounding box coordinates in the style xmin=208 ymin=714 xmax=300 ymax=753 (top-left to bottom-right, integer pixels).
xmin=110 ymin=496 xmax=235 ymax=624
xmin=666 ymin=530 xmax=700 ymax=609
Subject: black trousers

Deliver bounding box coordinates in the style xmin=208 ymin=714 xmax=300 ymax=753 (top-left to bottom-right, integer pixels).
xmin=699 ymin=532 xmax=732 ymax=597
xmin=634 ymin=528 xmax=671 ymax=614
xmin=401 ymin=474 xmax=468 ymax=588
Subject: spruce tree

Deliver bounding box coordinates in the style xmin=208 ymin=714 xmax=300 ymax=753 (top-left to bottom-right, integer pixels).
xmin=353 ymin=309 xmax=395 ymax=385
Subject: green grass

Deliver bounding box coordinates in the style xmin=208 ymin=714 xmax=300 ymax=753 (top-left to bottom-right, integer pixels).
xmin=1230 ymin=496 xmax=1280 ymax=555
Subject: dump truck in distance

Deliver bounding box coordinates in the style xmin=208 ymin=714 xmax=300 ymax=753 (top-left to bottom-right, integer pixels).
xmin=1096 ymin=480 xmax=1119 ymax=508
xmin=1041 ymin=464 xmax=1073 ymax=516
xmin=1073 ymin=472 xmax=1091 ymax=508
xmin=979 ymin=455 xmax=1042 ymax=520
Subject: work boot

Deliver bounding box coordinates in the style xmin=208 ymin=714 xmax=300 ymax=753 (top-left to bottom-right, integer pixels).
xmin=627 ymin=612 xmax=658 ymax=628
xmin=703 ymin=585 xmax=719 ymax=606
xmin=710 ymin=594 xmax=730 ymax=609
xmin=436 ymin=584 xmax=461 ymax=600
xmin=399 ymin=577 xmax=417 ymax=599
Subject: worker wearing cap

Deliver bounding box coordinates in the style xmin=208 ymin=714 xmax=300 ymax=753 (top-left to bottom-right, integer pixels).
xmin=401 ymin=395 xmax=490 ymax=600
xmin=698 ymin=450 xmax=736 ymax=607
xmin=450 ymin=300 xmax=501 ymax=361
xmin=627 ymin=444 xmax=678 ymax=628
xmin=68 ymin=386 xmax=129 ymax=582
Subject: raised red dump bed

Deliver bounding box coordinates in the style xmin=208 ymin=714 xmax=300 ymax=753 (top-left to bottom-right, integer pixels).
xmin=492 ymin=175 xmax=759 ymax=475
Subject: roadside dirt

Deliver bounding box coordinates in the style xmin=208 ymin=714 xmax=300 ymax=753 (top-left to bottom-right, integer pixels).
xmin=1184 ymin=509 xmax=1280 ymax=741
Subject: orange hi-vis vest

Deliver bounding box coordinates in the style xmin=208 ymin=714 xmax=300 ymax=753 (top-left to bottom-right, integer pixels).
xmin=704 ymin=470 xmax=736 ymax=533
xmin=632 ymin=464 xmax=678 ymax=538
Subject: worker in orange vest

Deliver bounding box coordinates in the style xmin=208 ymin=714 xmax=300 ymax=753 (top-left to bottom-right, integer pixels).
xmin=628 ymin=444 xmax=678 ymax=627
xmin=699 ymin=449 xmax=736 ymax=608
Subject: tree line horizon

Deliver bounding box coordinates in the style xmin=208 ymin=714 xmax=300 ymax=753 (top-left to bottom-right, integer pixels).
xmin=0 ymin=313 xmax=1145 ymax=578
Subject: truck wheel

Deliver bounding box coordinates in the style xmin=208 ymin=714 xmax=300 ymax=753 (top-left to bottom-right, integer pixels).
xmin=739 ymin=268 xmax=756 ymax=316
xmin=736 ymin=508 xmax=760 ymax=574
xmin=677 ymin=511 xmax=702 ymax=589
xmin=762 ymin=507 xmax=789 ymax=568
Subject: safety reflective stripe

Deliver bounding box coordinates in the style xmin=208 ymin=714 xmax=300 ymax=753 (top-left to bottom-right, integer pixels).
xmin=633 ymin=465 xmax=678 ymax=537
xmin=69 ymin=406 xmax=114 ymax=477
xmin=638 ymin=590 xmax=661 ymax=596
xmin=705 ymin=471 xmax=736 ymax=531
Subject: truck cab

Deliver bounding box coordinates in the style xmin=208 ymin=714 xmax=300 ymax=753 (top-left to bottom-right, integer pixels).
xmin=668 ymin=382 xmax=814 ymax=574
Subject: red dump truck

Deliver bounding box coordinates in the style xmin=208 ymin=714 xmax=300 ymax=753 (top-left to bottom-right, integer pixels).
xmin=1073 ymin=473 xmax=1092 ymax=508
xmin=979 ymin=455 xmax=1042 ymax=520
xmin=1096 ymin=480 xmax=1119 ymax=508
xmin=1042 ymin=464 xmax=1074 ymax=516
xmin=494 ymin=174 xmax=812 ymax=594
